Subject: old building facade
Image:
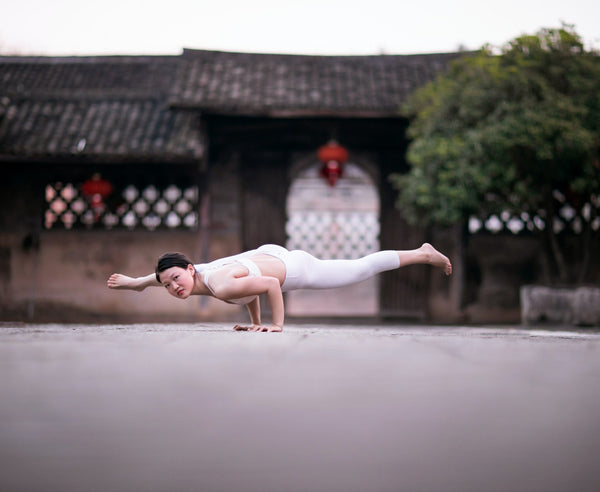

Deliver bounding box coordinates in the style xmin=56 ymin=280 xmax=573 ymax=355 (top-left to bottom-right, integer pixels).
xmin=0 ymin=49 xmax=512 ymax=323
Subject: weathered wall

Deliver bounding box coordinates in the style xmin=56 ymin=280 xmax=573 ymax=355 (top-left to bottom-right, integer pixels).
xmin=1 ymin=230 xmax=251 ymax=323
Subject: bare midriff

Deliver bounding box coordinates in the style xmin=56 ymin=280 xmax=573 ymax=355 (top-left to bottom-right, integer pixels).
xmin=248 ymin=254 xmax=287 ymax=285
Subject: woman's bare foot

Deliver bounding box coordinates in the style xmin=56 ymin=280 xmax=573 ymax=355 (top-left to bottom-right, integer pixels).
xmin=420 ymin=243 xmax=452 ymax=276
xmin=107 ymin=274 xmax=145 ymax=291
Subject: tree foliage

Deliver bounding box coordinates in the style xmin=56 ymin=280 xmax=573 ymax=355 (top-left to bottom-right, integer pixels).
xmin=391 ymin=25 xmax=600 ymax=283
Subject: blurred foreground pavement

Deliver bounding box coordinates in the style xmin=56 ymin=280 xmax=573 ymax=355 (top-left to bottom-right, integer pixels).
xmin=1 ymin=323 xmax=599 ymax=492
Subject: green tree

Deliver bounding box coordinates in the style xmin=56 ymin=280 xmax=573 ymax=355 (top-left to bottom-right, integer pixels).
xmin=392 ymin=25 xmax=600 ymax=284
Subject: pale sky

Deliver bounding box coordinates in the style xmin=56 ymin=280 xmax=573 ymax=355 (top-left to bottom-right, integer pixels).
xmin=1 ymin=0 xmax=598 ymax=56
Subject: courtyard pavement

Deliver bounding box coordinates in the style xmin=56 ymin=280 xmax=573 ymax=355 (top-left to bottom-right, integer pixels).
xmin=1 ymin=323 xmax=599 ymax=492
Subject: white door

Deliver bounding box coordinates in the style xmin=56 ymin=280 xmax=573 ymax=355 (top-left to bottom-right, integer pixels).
xmin=285 ymin=162 xmax=380 ymax=316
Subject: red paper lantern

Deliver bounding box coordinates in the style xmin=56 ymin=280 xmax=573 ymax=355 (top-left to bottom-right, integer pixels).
xmin=317 ymin=140 xmax=348 ymax=187
xmin=81 ymin=174 xmax=113 ymax=219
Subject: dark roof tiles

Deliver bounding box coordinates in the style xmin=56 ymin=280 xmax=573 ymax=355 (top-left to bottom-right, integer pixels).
xmin=0 ymin=98 xmax=203 ymax=159
xmin=0 ymin=56 xmax=204 ymax=160
xmin=171 ymin=49 xmax=463 ymax=115
xmin=0 ymin=49 xmax=464 ymax=159
xmin=0 ymin=56 xmax=177 ymax=98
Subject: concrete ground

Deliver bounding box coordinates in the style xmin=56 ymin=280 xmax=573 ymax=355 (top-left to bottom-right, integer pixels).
xmin=1 ymin=323 xmax=599 ymax=492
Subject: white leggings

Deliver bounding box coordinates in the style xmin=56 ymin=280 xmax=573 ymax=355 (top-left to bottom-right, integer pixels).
xmin=195 ymin=244 xmax=400 ymax=293
xmin=255 ymin=244 xmax=400 ymax=293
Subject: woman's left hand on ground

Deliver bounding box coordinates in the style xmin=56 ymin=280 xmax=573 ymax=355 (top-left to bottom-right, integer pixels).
xmin=233 ymin=324 xmax=282 ymax=332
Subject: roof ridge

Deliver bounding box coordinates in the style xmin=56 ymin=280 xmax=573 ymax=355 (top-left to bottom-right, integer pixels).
xmin=0 ymin=55 xmax=180 ymax=64
xmin=181 ymin=48 xmax=465 ymax=59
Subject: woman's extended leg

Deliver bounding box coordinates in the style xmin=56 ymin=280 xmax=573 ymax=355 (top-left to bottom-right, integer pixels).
xmin=284 ymin=243 xmax=451 ymax=291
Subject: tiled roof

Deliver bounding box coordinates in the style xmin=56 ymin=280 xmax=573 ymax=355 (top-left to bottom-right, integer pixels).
xmin=0 ymin=56 xmax=205 ymax=160
xmin=171 ymin=49 xmax=464 ymax=116
xmin=0 ymin=55 xmax=176 ymax=98
xmin=0 ymin=49 xmax=465 ymax=160
xmin=0 ymin=98 xmax=203 ymax=159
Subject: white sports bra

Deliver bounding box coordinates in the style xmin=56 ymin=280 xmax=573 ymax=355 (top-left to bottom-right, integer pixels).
xmin=201 ymin=257 xmax=261 ymax=305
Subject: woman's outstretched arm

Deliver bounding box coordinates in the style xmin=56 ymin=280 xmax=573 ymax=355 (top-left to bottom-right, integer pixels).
xmin=107 ymin=273 xmax=160 ymax=291
xmin=107 ymin=262 xmax=209 ymax=292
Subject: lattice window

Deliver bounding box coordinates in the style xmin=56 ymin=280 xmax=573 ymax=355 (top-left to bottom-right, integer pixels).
xmin=286 ymin=163 xmax=379 ymax=259
xmin=44 ymin=182 xmax=199 ymax=231
xmin=469 ymin=192 xmax=600 ymax=236
xmin=286 ymin=211 xmax=379 ymax=259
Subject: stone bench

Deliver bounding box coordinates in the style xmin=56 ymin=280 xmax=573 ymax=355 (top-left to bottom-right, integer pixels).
xmin=520 ymin=286 xmax=600 ymax=326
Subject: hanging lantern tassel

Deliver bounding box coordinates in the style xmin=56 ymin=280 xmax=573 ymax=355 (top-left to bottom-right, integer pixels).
xmin=323 ymin=160 xmax=342 ymax=187
xmin=81 ymin=173 xmax=113 ymax=221
xmin=317 ymin=140 xmax=348 ymax=187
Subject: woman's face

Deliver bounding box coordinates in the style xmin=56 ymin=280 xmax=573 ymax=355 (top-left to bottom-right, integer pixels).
xmin=159 ymin=264 xmax=195 ymax=299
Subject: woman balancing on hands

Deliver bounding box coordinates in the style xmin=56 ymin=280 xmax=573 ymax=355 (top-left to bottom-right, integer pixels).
xmin=107 ymin=243 xmax=452 ymax=332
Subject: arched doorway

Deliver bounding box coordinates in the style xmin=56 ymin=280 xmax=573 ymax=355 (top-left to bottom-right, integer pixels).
xmin=285 ymin=162 xmax=380 ymax=316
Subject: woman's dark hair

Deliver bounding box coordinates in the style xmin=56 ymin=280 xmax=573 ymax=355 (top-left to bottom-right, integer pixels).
xmin=155 ymin=252 xmax=194 ymax=283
